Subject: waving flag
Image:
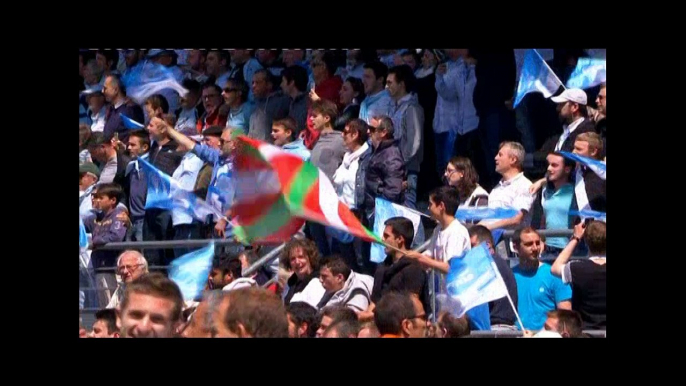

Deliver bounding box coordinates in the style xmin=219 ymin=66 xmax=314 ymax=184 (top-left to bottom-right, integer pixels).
xmin=443 ymin=243 xmax=508 ymax=317
xmin=122 ymin=61 xmax=188 ymax=105
xmin=79 ymin=218 xmax=88 ymax=249
xmin=514 ymin=49 xmax=564 ymax=108
xmin=455 ymin=207 xmax=519 ymax=222
xmin=371 ymin=198 xmax=426 ymax=263
xmin=566 ymin=57 xmax=606 ymax=89
xmin=120 ymin=114 xmax=145 ymax=130
xmin=169 ymin=242 xmax=215 ymax=301
xmin=138 ymin=158 xmax=224 ymax=221
xmin=232 ymin=136 xmax=382 ymax=245
xmin=560 ymin=151 xmax=606 ymax=180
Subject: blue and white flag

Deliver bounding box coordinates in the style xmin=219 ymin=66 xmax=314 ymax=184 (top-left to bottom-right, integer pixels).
xmin=79 ymin=218 xmax=88 ymax=249
xmin=514 ymin=49 xmax=564 ymax=108
xmin=138 ymin=158 xmax=224 ymax=220
xmin=455 ymin=207 xmax=519 ymax=222
xmin=120 ymin=113 xmax=145 ymax=130
xmin=570 ymin=209 xmax=606 ymax=222
xmin=444 ymin=243 xmax=508 ymax=317
xmin=371 ymin=198 xmax=426 ymax=263
xmin=566 ymin=57 xmax=606 ymax=89
xmin=169 ymin=242 xmax=215 ymax=301
xmin=559 ymin=151 xmax=606 ymax=180
xmin=122 ymin=61 xmax=188 ymax=105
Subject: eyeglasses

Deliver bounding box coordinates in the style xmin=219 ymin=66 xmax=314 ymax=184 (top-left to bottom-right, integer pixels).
xmin=202 ymin=94 xmax=220 ymax=100
xmin=409 ymin=313 xmax=427 ymax=322
xmin=223 ymin=88 xmax=239 ymax=93
xmin=117 ymin=264 xmax=143 ymax=273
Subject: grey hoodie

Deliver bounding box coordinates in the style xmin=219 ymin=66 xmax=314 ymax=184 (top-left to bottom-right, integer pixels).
xmin=310 ymin=131 xmax=346 ymax=181
xmin=320 ymin=271 xmax=374 ymax=312
xmin=390 ymin=93 xmax=424 ymax=173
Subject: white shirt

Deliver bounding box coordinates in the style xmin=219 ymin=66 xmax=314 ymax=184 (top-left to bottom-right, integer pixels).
xmin=332 ymin=142 xmax=369 ymax=208
xmin=171 ymin=152 xmax=204 ymax=226
xmin=175 ymin=106 xmax=200 ymax=136
xmin=427 ymin=219 xmax=471 ymax=296
xmin=555 ymin=117 xmax=585 ymax=152
xmin=458 ymin=185 xmax=490 ymax=209
xmin=89 ymin=108 xmax=106 ymax=133
xmin=488 ymin=172 xmax=534 ymax=228
xmin=289 ymin=279 xmax=326 ymax=309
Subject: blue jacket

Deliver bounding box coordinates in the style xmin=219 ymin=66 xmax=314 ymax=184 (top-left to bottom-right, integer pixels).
xmin=282 ymin=138 xmax=311 ymax=162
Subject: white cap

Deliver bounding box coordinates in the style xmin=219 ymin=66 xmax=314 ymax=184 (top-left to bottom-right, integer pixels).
xmin=551 ymin=88 xmax=587 ymax=105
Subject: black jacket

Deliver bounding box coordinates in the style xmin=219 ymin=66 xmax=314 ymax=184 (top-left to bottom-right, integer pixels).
xmin=335 ymin=104 xmax=360 ymax=132
xmin=371 ymin=255 xmax=430 ymax=314
xmin=364 ymin=139 xmax=405 ymax=215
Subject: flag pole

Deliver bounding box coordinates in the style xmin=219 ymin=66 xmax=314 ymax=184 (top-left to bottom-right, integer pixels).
xmin=533 ymin=49 xmax=566 ymax=90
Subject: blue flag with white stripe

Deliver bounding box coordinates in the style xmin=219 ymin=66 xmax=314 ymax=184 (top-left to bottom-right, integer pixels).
xmin=169 ymin=242 xmax=215 ymax=301
xmin=120 ymin=114 xmax=145 ymax=130
xmin=455 ymin=207 xmax=519 ymax=222
xmin=79 ymin=218 xmax=88 ymax=249
xmin=570 ymin=209 xmax=606 ymax=222
xmin=514 ymin=49 xmax=564 ymax=108
xmin=444 ymin=243 xmax=509 ymax=318
xmin=559 ymin=151 xmax=606 ymax=180
xmin=138 ymin=158 xmax=224 ymax=220
xmin=566 ymin=57 xmax=606 ymax=89
xmin=371 ymin=198 xmax=426 ymax=263
xmin=122 ymin=61 xmax=188 ymax=105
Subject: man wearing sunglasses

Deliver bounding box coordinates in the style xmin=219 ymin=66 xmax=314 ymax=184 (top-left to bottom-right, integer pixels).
xmin=221 ymin=78 xmax=254 ymax=133
xmin=107 ymin=250 xmax=149 ymax=309
xmin=374 ymin=291 xmax=428 ymax=338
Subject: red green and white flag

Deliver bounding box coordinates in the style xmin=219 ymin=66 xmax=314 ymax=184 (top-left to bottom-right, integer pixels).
xmin=231 ymin=136 xmax=383 ymax=245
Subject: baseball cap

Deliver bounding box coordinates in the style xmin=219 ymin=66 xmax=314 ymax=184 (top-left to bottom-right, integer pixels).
xmin=551 ymin=88 xmax=587 ymax=105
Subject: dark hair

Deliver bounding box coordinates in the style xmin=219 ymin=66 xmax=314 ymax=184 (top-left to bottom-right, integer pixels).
xmin=374 ymin=291 xmax=415 ymax=335
xmin=182 ymin=78 xmax=202 ymax=95
xmin=97 ymin=50 xmax=119 ymax=71
xmin=468 ymin=225 xmax=495 ymax=247
xmin=145 ymin=94 xmax=169 ymax=114
xmin=280 ymin=239 xmax=320 ymax=271
xmin=223 ymin=287 xmax=289 ymax=337
xmin=324 ymin=319 xmax=361 ymax=338
xmin=213 ymin=254 xmax=242 ymax=279
xmin=121 ymin=272 xmax=184 ymax=322
xmin=512 ymin=227 xmax=542 ymax=245
xmin=401 ymin=50 xmax=421 ymax=69
xmin=384 ymin=216 xmax=415 ymax=249
xmin=208 ymin=49 xmax=229 ymax=66
xmin=127 ymin=130 xmax=151 ymax=150
xmin=345 ymin=77 xmax=366 ymax=103
xmin=238 ymin=249 xmax=260 ymax=266
xmin=447 ymin=157 xmax=481 ymax=204
xmin=388 ymin=65 xmax=417 ymax=93
xmin=202 ymin=82 xmax=222 ymax=95
xmin=547 ymin=309 xmax=584 ymax=338
xmin=429 ymin=186 xmax=461 ymax=216
xmin=438 ymin=311 xmax=470 ymax=338
xmin=311 ymin=99 xmax=339 ymax=124
xmin=94 ymin=182 xmax=123 ymax=205
xmin=281 ymin=65 xmax=309 ymax=92
xmin=345 ymin=119 xmax=369 ymax=145
xmin=320 ymin=305 xmax=358 ymax=324
xmin=94 ymin=308 xmax=118 ymax=335
xmin=363 ymin=61 xmax=389 ymax=83
xmin=286 ymin=302 xmax=318 ymax=338
xmin=273 ymin=117 xmax=297 ymax=141
xmin=226 ymin=78 xmax=249 ymax=104
xmin=321 ymin=256 xmax=352 ymax=281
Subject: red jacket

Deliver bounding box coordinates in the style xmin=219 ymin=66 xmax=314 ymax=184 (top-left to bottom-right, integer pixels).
xmin=303 ymin=76 xmax=344 ymax=149
xmin=196 ymin=106 xmax=228 ymax=133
